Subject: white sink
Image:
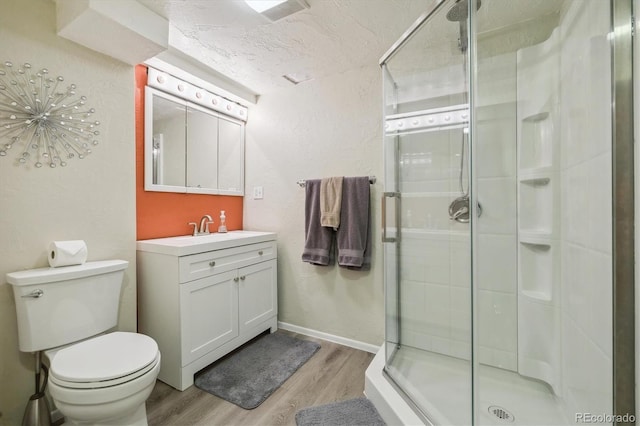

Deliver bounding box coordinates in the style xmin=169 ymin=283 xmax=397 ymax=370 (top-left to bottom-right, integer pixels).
xmin=167 ymin=233 xmax=237 ymax=242
xmin=137 ymin=230 xmax=276 ymax=256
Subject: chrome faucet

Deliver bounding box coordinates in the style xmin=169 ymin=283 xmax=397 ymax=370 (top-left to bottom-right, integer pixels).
xmin=188 ymin=215 xmax=214 ymax=236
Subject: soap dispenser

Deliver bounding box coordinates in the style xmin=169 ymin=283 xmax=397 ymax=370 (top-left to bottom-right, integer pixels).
xmin=218 ymin=210 xmax=228 ymax=233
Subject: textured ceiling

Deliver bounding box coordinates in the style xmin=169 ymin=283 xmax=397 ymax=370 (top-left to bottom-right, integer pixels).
xmin=138 ymin=0 xmax=433 ymax=95
xmin=138 ymin=0 xmax=565 ymax=96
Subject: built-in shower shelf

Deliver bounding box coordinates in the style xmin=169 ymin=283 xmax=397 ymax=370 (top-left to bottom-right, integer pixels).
xmin=519 ymin=177 xmax=550 ymax=185
xmin=519 ymin=172 xmax=551 ymax=185
xmin=522 ymin=111 xmax=550 ymax=123
xmin=519 ymin=166 xmax=553 ymax=180
xmin=519 ymin=231 xmax=553 ymax=245
xmin=519 ymin=240 xmax=555 ymax=304
xmin=518 ymin=176 xmax=556 ymax=235
xmin=521 ymin=289 xmax=552 ymax=303
xmin=519 ymin=111 xmax=553 ymax=170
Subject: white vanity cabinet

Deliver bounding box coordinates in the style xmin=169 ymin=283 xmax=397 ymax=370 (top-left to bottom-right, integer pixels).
xmin=136 ymin=231 xmax=277 ymax=390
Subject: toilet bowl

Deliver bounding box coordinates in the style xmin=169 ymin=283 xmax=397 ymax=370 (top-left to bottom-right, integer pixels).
xmin=6 ymin=260 xmax=161 ymax=426
xmin=46 ymin=332 xmax=160 ymax=426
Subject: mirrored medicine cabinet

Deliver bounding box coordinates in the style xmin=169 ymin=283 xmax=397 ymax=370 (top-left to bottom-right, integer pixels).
xmin=144 ymin=86 xmax=244 ymax=196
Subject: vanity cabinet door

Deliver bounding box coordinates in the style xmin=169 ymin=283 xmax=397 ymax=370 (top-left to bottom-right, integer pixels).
xmin=238 ymin=259 xmax=277 ymax=332
xmin=180 ymin=270 xmax=239 ymax=366
xmin=186 ymin=104 xmax=219 ymax=191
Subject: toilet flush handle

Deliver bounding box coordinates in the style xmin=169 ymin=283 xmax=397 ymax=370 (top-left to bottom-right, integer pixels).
xmin=22 ymin=289 xmax=44 ymax=298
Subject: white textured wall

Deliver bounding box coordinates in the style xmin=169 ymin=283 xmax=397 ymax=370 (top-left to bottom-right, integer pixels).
xmin=244 ymin=65 xmax=384 ymax=346
xmin=0 ymin=1 xmax=136 ymax=424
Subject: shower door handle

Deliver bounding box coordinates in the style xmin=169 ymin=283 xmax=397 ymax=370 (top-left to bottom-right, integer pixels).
xmin=382 ymin=192 xmax=400 ymax=243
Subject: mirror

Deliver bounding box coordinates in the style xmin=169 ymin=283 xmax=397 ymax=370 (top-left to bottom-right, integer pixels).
xmin=149 ymin=91 xmax=186 ymax=189
xmin=144 ymin=87 xmax=244 ymax=195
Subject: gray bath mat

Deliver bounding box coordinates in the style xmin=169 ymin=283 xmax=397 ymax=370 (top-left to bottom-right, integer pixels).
xmin=194 ymin=332 xmax=320 ymax=409
xmin=296 ymin=397 xmax=386 ymax=426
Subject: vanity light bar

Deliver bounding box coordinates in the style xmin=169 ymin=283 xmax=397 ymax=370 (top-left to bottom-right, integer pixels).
xmin=147 ymin=67 xmax=248 ymax=122
xmin=385 ymin=104 xmax=468 ymax=134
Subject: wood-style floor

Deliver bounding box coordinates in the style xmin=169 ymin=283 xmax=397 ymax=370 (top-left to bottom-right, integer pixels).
xmin=145 ymin=330 xmax=375 ymax=426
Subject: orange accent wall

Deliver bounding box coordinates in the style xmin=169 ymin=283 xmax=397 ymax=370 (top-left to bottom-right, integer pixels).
xmin=135 ymin=65 xmax=243 ymax=240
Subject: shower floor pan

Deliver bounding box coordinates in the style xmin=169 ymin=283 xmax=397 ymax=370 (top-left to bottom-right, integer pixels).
xmin=386 ymin=346 xmax=569 ymax=425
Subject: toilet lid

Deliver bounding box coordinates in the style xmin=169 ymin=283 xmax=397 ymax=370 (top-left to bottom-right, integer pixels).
xmin=49 ymin=332 xmax=158 ymax=383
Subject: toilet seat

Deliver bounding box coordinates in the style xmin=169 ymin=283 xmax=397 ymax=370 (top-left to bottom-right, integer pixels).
xmin=48 ymin=332 xmax=159 ymax=389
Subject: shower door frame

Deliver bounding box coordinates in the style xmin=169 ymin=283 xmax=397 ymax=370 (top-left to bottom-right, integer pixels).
xmin=380 ymin=0 xmax=636 ymax=423
xmin=611 ymin=0 xmax=635 ymax=419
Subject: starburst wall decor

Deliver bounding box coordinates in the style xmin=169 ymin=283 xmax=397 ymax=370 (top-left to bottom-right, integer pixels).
xmin=0 ymin=61 xmax=100 ymax=168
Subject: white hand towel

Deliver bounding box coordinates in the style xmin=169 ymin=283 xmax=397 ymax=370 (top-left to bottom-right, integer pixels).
xmin=48 ymin=240 xmax=88 ymax=267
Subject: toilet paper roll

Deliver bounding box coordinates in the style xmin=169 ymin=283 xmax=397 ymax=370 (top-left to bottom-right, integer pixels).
xmin=48 ymin=240 xmax=88 ymax=267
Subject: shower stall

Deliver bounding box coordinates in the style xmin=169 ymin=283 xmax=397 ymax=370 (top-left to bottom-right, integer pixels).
xmin=369 ymin=0 xmax=635 ymax=424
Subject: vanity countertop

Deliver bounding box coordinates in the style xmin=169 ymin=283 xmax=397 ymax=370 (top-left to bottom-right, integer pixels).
xmin=136 ymin=230 xmax=276 ymax=256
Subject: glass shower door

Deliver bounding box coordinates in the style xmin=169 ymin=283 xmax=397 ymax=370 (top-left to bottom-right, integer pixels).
xmin=382 ymin=1 xmax=473 ymax=423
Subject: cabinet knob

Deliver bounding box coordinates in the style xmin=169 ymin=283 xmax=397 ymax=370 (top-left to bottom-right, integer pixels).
xmin=233 ymin=277 xmax=239 ymax=282
xmin=240 ymin=276 xmax=246 ymax=280
xmin=258 ymin=251 xmax=264 ymax=255
xmin=209 ymin=261 xmax=216 ymax=267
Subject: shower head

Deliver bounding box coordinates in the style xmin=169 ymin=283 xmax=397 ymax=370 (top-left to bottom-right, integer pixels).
xmin=446 ymin=0 xmax=481 ymax=52
xmin=446 ymin=0 xmax=481 ymax=22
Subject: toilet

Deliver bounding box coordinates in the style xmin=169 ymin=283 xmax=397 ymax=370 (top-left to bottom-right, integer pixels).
xmin=7 ymin=260 xmax=161 ymax=426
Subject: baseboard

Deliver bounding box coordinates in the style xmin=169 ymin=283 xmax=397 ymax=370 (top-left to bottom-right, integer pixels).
xmin=278 ymin=321 xmax=379 ymax=353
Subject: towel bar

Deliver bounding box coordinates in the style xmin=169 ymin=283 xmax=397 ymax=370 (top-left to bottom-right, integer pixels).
xmin=297 ymin=176 xmax=376 ymax=187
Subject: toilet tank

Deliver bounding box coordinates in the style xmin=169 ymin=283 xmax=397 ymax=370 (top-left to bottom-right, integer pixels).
xmin=6 ymin=260 xmax=129 ymax=353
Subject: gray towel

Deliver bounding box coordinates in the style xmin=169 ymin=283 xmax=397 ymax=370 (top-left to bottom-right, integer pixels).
xmin=302 ymin=179 xmax=334 ymax=266
xmin=337 ymin=176 xmax=371 ymax=269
